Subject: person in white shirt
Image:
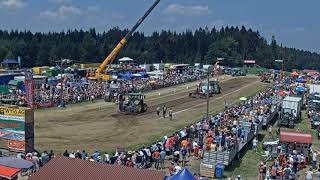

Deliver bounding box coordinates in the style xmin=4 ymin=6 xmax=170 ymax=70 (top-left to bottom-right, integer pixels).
xmin=69 ymin=151 xmax=75 ymax=158
xmin=104 ymin=153 xmax=110 ymax=163
xmin=306 ymin=168 xmax=313 ymax=180
xmin=252 ymin=138 xmax=258 ymax=152
xmin=313 ymin=150 xmax=318 ymax=169
xmin=174 ymin=163 xmax=182 ymax=174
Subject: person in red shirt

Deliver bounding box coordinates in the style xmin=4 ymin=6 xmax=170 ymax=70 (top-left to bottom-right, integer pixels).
xmin=207 ymin=136 xmax=214 ymax=144
xmin=194 ymin=145 xmax=200 ymax=159
xmin=153 ymin=150 xmax=161 ymax=170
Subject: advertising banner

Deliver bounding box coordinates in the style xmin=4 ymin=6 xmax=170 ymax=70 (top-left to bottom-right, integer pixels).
xmin=0 ymin=119 xmax=25 ymax=132
xmin=0 ymin=108 xmax=25 ymax=117
xmin=8 ymin=140 xmax=25 ymax=151
xmin=25 ymin=72 xmax=35 ymax=109
xmin=0 ymin=110 xmax=25 ymax=141
xmin=0 ymin=106 xmax=33 ymax=153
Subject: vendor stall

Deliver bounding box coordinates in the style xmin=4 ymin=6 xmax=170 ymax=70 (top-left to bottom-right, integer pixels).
xmin=279 ymin=129 xmax=312 ymax=157
xmin=0 ymin=165 xmax=20 ymax=180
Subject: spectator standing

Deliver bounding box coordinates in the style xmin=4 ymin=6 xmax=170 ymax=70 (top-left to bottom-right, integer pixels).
xmin=181 ymin=147 xmax=187 ymax=167
xmin=156 ymin=106 xmax=161 ymax=117
xmin=163 ymin=105 xmax=167 ymax=118
xmin=93 ymin=151 xmax=100 ymax=162
xmin=104 ymin=152 xmax=110 ymax=164
xmin=252 ymin=138 xmax=258 ymax=152
xmin=152 ymin=150 xmax=160 ymax=170
xmin=32 ymin=152 xmax=40 ymax=172
xmin=268 ymin=125 xmax=272 ymax=137
xmin=81 ymin=150 xmax=87 ymax=160
xmin=75 ymin=150 xmax=81 ymax=159
xmin=169 ymin=162 xmax=175 ymax=176
xmin=283 ymin=165 xmax=292 ymax=180
xmin=315 ymin=168 xmax=320 ymax=179
xmin=160 ymin=149 xmax=166 ymax=169
xmin=169 ymin=108 xmax=173 ymax=120
xmin=48 ymin=150 xmax=55 ymax=160
xmin=63 ymin=150 xmax=69 ymax=157
xmin=174 ymin=162 xmax=182 ymax=174
xmin=41 ymin=151 xmax=50 ymax=166
xmin=306 ymin=168 xmax=313 ymax=180
xmin=313 ymin=151 xmax=318 ymax=169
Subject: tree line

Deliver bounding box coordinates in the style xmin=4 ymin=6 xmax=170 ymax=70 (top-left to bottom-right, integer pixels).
xmin=0 ymin=26 xmax=319 ymax=71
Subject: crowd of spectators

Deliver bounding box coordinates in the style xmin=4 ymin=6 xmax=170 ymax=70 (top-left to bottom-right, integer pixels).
xmin=0 ymin=71 xmax=203 ymax=108
xmin=12 ymin=87 xmax=279 ymax=179
xmin=257 ymin=149 xmax=320 ymax=180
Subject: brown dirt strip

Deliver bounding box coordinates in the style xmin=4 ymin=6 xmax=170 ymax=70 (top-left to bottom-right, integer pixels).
xmin=34 ymin=76 xmax=260 ymax=153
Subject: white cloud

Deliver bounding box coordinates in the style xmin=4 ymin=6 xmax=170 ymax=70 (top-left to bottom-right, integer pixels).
xmin=163 ymin=4 xmax=210 ymax=16
xmin=41 ymin=5 xmax=81 ymax=19
xmin=0 ymin=0 xmax=25 ymax=8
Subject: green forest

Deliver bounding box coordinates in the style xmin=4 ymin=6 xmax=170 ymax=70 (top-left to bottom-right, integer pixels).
xmin=0 ymin=26 xmax=319 ymax=70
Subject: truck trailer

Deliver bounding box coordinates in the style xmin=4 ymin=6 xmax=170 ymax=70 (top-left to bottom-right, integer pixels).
xmin=278 ymin=96 xmax=302 ymax=128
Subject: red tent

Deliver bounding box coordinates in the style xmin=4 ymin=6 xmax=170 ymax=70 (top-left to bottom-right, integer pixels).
xmin=291 ymin=71 xmax=299 ymax=76
xmin=280 ymin=130 xmax=312 ymax=144
xmin=278 ymin=91 xmax=288 ymax=97
xmin=0 ymin=165 xmax=21 ymax=180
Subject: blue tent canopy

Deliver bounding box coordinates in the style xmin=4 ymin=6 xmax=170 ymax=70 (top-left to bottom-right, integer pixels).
xmin=0 ymin=157 xmax=33 ymax=169
xmin=295 ymin=86 xmax=305 ymax=92
xmin=1 ymin=59 xmax=18 ymax=64
xmin=296 ymin=78 xmax=306 ymax=83
xmin=167 ymin=168 xmax=197 ymax=180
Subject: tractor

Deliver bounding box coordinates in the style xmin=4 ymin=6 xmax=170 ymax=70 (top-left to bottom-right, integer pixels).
xmin=104 ymin=84 xmax=121 ymax=102
xmin=189 ymin=80 xmax=221 ymax=98
xmin=278 ymin=108 xmax=296 ymax=128
xmin=119 ymin=93 xmax=148 ymax=114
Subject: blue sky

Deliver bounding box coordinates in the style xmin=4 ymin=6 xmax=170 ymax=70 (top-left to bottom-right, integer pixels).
xmin=0 ymin=0 xmax=319 ymax=52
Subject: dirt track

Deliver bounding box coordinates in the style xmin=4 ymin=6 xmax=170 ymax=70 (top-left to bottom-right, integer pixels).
xmin=35 ymin=76 xmax=264 ymax=153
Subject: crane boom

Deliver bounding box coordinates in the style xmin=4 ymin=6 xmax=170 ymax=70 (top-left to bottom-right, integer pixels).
xmin=95 ymin=0 xmax=160 ymax=79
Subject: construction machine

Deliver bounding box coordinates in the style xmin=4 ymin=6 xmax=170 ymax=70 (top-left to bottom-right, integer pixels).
xmin=189 ymin=81 xmax=221 ymax=98
xmin=93 ymin=0 xmax=160 ymax=81
xmin=119 ymin=93 xmax=148 ymax=114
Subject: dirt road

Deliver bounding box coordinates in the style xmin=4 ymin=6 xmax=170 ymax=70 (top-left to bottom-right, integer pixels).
xmin=35 ymin=76 xmax=263 ymax=153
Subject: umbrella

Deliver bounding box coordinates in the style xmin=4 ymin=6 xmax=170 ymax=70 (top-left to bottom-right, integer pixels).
xmin=167 ymin=168 xmax=197 ymax=180
xmin=239 ymin=97 xmax=247 ymax=101
xmin=296 ymin=78 xmax=306 ymax=83
xmin=131 ymin=73 xmax=142 ymax=77
xmin=295 ymin=86 xmax=305 ymax=92
xmin=291 ymin=71 xmax=299 ymax=76
xmin=0 ymin=157 xmax=33 ymax=169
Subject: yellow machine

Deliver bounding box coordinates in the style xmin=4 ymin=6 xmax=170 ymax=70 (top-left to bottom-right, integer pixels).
xmin=93 ymin=0 xmax=160 ymax=81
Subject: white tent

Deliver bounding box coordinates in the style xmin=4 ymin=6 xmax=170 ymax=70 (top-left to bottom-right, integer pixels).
xmin=119 ymin=57 xmax=133 ymax=62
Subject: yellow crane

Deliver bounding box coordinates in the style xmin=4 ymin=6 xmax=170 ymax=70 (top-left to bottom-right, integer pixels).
xmin=94 ymin=0 xmax=161 ymax=80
